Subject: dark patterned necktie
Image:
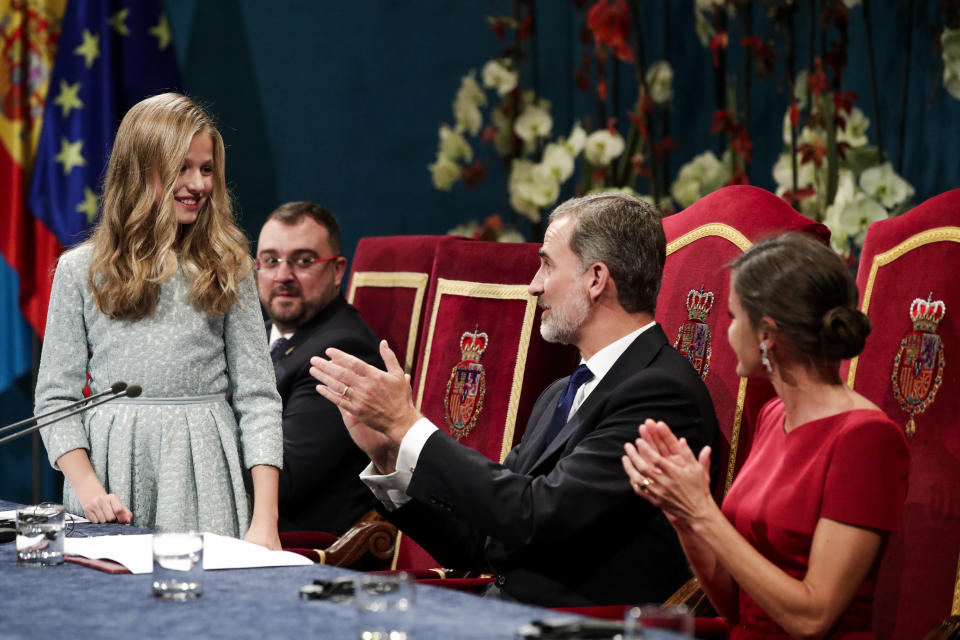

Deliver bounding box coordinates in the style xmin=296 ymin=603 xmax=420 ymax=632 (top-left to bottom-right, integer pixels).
xmin=543 ymin=364 xmax=594 ymax=446
xmin=270 ymin=337 xmax=290 ymax=362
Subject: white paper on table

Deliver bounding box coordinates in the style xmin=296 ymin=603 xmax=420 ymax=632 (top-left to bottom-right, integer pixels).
xmin=64 ymin=533 xmax=313 ymax=574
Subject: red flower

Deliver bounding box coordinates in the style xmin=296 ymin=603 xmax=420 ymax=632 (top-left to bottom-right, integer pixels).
xmin=832 ymin=90 xmax=858 ymax=115
xmin=741 ymin=36 xmax=776 ymax=76
xmin=586 ymin=0 xmax=634 ymax=62
xmin=726 ymin=170 xmax=750 ymax=186
xmin=780 ymin=187 xmax=817 ymax=204
xmin=653 ymin=136 xmax=677 ymax=163
xmin=462 ymin=160 xmax=487 ymax=189
xmin=480 ymin=126 xmax=497 ymax=146
xmin=517 ymin=16 xmax=533 ymax=41
xmin=488 ymin=17 xmax=506 ymax=41
xmin=574 ymin=68 xmax=590 ymax=93
xmin=597 ymin=76 xmax=608 ymax=101
xmin=789 ymin=100 xmax=799 ymax=128
xmin=798 ymin=140 xmax=828 ymax=167
xmin=731 ymin=130 xmax=753 ymax=164
xmin=809 ymin=58 xmax=829 ymax=97
xmin=709 ymin=32 xmax=729 ymax=68
xmin=710 ymin=110 xmax=736 ymax=135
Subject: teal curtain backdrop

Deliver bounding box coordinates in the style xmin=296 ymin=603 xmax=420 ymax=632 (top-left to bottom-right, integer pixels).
xmin=2 ymin=0 xmax=957 ymax=502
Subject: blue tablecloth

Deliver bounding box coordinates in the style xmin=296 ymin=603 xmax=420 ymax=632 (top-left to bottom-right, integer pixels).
xmin=0 ymin=500 xmax=560 ymax=640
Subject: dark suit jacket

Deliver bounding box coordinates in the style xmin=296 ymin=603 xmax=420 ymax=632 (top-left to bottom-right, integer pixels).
xmin=270 ymin=295 xmax=383 ymax=535
xmin=385 ymin=324 xmax=719 ymax=607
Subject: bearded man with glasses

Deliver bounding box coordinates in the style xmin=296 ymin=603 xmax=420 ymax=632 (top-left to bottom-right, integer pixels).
xmin=255 ymin=201 xmax=382 ymax=535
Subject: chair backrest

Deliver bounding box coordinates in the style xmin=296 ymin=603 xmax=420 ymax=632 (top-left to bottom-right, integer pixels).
xmin=391 ymin=238 xmax=578 ymax=571
xmin=346 ymin=235 xmax=445 ymax=374
xmin=656 ymin=185 xmax=830 ymax=495
xmin=839 ymin=189 xmax=960 ymax=639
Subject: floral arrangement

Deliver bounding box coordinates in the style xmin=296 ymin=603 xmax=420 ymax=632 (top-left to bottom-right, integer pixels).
xmin=430 ymin=0 xmax=957 ymax=255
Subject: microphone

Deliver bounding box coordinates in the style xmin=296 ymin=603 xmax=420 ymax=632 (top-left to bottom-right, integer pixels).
xmin=0 ymin=381 xmax=128 ymax=437
xmin=0 ymin=382 xmax=143 ymax=446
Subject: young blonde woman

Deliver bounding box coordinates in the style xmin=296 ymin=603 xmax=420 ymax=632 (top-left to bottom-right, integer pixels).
xmin=35 ymin=93 xmax=283 ymax=548
xmin=622 ymin=233 xmax=908 ymax=638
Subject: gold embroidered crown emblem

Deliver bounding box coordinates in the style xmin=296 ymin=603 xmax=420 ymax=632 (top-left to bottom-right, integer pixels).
xmin=910 ymin=294 xmax=946 ymax=333
xmin=459 ymin=330 xmax=488 ymax=361
xmin=686 ymin=286 xmax=714 ymax=323
xmin=891 ymin=292 xmax=947 ymax=438
xmin=444 ymin=328 xmax=489 ymax=440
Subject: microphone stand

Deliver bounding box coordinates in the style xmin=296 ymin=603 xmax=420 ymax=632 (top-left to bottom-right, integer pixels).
xmin=0 ymin=385 xmax=143 ymax=447
xmin=0 ymin=382 xmax=128 ymax=437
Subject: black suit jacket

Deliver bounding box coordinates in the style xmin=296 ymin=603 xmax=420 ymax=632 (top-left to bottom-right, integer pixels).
xmin=385 ymin=324 xmax=719 ymax=607
xmin=270 ymin=295 xmax=383 ymax=535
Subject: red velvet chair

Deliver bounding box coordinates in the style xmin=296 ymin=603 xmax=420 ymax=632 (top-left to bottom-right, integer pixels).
xmin=657 ymin=185 xmax=830 ymax=495
xmin=278 ymin=511 xmax=397 ymax=570
xmin=346 ymin=235 xmax=446 ymax=374
xmin=388 ymin=238 xmax=578 ymax=578
xmin=279 ymin=235 xmax=446 ymax=568
xmin=839 ymin=190 xmax=960 ymax=639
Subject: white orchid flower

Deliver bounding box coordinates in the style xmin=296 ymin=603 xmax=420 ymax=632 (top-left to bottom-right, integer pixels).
xmin=514 ymin=105 xmax=553 ymax=142
xmin=439 ymin=125 xmax=473 ymax=163
xmin=508 ymin=160 xmax=540 ymax=222
xmin=860 ymin=162 xmax=915 ymax=209
xmin=671 ymin=151 xmax=730 ymax=208
xmin=646 ymin=61 xmax=674 ymax=104
xmin=481 ymin=59 xmax=518 ymax=97
xmin=794 ymin=70 xmax=809 ymax=110
xmin=429 ymin=153 xmax=461 ymax=191
xmin=584 ymin=129 xmax=625 ymax=166
xmin=566 ymin=123 xmax=587 ymax=155
xmin=834 ymin=193 xmax=887 ymax=239
xmin=772 ymin=152 xmax=815 ymax=196
xmin=782 ymin=109 xmax=795 ymax=145
xmin=542 ymin=143 xmax=575 ymax=182
xmin=453 ymin=96 xmax=482 ymax=136
xmin=837 ymin=107 xmax=870 ymax=148
xmin=518 ymin=164 xmax=561 ymax=208
xmin=942 ymin=28 xmax=960 ymax=100
xmin=498 ymin=229 xmax=526 ymax=243
xmin=456 ymin=71 xmax=487 ymax=108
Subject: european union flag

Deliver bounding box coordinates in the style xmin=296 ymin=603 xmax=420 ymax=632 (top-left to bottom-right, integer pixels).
xmin=27 ymin=0 xmax=181 ymax=249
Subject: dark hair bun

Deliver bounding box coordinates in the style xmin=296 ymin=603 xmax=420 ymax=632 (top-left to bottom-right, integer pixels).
xmin=820 ymin=306 xmax=871 ymax=360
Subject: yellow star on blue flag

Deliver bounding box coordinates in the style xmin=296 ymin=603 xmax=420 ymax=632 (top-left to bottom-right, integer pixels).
xmin=28 ymin=1 xmax=181 ymax=247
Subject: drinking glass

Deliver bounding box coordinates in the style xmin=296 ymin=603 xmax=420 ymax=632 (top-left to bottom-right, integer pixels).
xmin=355 ymin=572 xmax=415 ymax=640
xmin=15 ymin=503 xmax=65 ymax=567
xmin=623 ymin=604 xmax=694 ymax=639
xmin=152 ymin=532 xmax=203 ymax=600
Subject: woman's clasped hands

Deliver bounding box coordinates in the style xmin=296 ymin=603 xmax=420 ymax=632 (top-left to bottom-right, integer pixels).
xmin=622 ymin=419 xmax=716 ymax=528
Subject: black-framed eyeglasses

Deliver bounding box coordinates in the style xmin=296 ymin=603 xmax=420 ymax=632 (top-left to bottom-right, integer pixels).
xmin=254 ymin=255 xmax=340 ymax=273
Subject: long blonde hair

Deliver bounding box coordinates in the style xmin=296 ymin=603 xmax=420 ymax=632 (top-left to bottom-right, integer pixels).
xmin=88 ymin=93 xmax=251 ymax=319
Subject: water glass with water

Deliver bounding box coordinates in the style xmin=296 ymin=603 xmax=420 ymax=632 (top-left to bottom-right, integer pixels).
xmin=623 ymin=604 xmax=694 ymax=639
xmin=152 ymin=532 xmax=203 ymax=600
xmin=16 ymin=503 xmax=65 ymax=566
xmin=355 ymin=572 xmax=415 ymax=640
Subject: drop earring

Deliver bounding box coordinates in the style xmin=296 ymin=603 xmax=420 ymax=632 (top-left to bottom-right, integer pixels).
xmin=759 ymin=342 xmax=773 ymax=374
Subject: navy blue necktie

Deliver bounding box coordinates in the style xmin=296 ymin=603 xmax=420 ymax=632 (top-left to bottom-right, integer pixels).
xmin=543 ymin=364 xmax=594 ymax=446
xmin=270 ymin=337 xmax=290 ymax=362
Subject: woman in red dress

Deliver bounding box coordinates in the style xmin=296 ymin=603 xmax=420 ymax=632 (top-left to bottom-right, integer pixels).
xmin=622 ymin=233 xmax=908 ymax=639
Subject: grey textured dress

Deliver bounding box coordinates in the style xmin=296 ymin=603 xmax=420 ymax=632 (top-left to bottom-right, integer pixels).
xmin=35 ymin=244 xmax=283 ymax=537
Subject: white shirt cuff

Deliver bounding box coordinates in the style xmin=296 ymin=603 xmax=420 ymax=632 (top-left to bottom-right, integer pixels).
xmin=359 ymin=417 xmax=438 ymax=510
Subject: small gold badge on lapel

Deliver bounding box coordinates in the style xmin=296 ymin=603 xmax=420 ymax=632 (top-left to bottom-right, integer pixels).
xmin=674 ymin=286 xmax=714 ymax=380
xmin=891 ymin=293 xmax=946 ymax=438
xmin=444 ymin=328 xmax=488 ymax=440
